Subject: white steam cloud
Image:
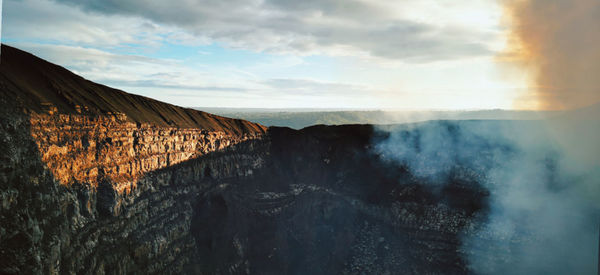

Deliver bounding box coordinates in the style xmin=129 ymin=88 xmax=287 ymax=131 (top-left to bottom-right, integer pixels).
xmin=374 ymin=113 xmax=600 ymax=274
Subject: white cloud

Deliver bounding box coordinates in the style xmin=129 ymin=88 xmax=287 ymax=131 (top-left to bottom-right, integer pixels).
xmin=10 ymin=42 xmax=257 ymax=93
xmin=262 ymin=78 xmax=372 ymax=96
xmin=48 ymin=0 xmax=499 ymax=62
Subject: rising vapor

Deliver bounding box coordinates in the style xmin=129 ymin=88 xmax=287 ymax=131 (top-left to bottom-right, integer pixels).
xmin=375 ymin=4 xmax=600 ymax=267
xmin=502 ymin=0 xmax=600 ymax=109
xmin=375 ymin=118 xmax=599 ymax=274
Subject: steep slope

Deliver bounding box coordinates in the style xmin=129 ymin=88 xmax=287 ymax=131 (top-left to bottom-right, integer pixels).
xmin=0 ymin=46 xmax=269 ymax=273
xmin=0 ymin=44 xmax=265 ymax=135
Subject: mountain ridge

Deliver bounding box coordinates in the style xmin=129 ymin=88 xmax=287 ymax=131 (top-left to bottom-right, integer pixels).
xmin=0 ymin=44 xmax=266 ymax=136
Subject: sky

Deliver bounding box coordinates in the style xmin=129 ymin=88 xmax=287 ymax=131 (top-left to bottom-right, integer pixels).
xmin=2 ymin=0 xmax=538 ymax=110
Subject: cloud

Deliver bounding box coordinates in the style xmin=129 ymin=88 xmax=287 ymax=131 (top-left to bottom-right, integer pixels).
xmin=50 ymin=0 xmax=496 ymax=62
xmin=263 ymin=78 xmax=372 ymax=96
xmin=4 ymin=0 xmax=160 ymax=48
xmin=105 ymin=79 xmax=250 ymax=93
xmin=10 ymin=42 xmax=256 ymax=93
xmin=10 ymin=43 xmax=175 ymax=79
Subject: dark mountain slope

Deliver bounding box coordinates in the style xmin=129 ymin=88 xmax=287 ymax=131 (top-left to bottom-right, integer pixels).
xmin=0 ymin=44 xmax=265 ymax=135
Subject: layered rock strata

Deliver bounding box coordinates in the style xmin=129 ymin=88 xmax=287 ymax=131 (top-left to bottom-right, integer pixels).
xmin=29 ymin=113 xmax=262 ymax=191
xmin=0 ymin=106 xmax=267 ymax=274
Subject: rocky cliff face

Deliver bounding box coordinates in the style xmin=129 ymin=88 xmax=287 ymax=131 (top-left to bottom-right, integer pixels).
xmin=29 ymin=112 xmax=262 ymax=207
xmin=0 ymin=106 xmax=267 ymax=274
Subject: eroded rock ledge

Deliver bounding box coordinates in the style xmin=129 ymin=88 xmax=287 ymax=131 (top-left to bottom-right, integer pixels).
xmin=29 ymin=113 xmax=263 ymax=192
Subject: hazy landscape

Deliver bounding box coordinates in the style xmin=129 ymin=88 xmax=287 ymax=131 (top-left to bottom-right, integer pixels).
xmin=1 ymin=0 xmax=598 ymax=274
xmin=197 ymin=108 xmax=560 ymax=129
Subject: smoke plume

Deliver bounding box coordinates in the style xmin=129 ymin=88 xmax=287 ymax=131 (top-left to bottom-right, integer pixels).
xmin=502 ymin=0 xmax=600 ymax=109
xmin=371 ymin=1 xmax=600 ymax=272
